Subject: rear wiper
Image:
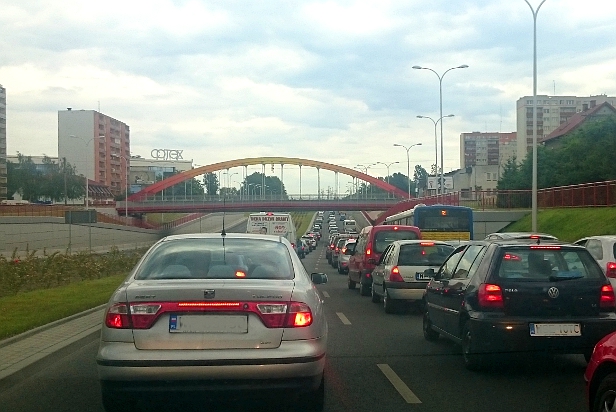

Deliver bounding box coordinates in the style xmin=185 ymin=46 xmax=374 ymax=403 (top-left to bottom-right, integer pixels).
xmin=549 ymin=272 xmax=584 ymax=282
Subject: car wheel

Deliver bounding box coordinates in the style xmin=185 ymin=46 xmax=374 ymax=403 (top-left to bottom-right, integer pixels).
xmin=298 ymin=375 xmax=325 ymax=411
xmin=101 ymin=387 xmax=136 ymax=412
xmin=594 ymin=372 xmax=616 ymax=412
xmin=347 ymin=276 xmax=356 ymax=289
xmin=383 ymin=288 xmax=398 ymax=313
xmin=359 ymin=281 xmax=371 ymax=296
xmin=371 ymin=283 xmax=381 ymax=303
xmin=461 ymin=322 xmax=486 ymax=371
xmin=422 ymin=311 xmax=439 ymax=341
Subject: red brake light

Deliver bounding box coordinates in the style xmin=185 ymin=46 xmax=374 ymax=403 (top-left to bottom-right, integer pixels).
xmin=420 ymin=242 xmax=435 ymax=246
xmin=601 ymin=285 xmax=616 ymax=309
xmin=478 ymin=284 xmax=504 ymax=309
xmin=105 ymin=303 xmax=132 ymax=329
xmin=606 ymin=262 xmax=616 ymax=279
xmin=393 ymin=226 xmax=399 ymax=231
xmin=503 ymin=253 xmax=521 ymax=260
xmin=366 ymin=242 xmax=372 ymax=256
xmin=530 ymin=245 xmax=561 ymax=249
xmin=341 ymin=247 xmax=347 ymax=254
xmin=389 ymin=266 xmax=404 ymax=282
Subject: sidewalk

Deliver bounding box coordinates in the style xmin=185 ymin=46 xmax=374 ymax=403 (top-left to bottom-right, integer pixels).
xmin=0 ymin=306 xmax=104 ymax=381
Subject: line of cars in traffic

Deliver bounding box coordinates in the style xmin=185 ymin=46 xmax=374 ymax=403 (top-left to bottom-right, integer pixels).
xmin=319 ymin=217 xmax=616 ymax=412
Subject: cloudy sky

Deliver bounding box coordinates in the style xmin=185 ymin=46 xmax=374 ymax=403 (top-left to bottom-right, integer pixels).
xmin=2 ymin=0 xmax=615 ymax=194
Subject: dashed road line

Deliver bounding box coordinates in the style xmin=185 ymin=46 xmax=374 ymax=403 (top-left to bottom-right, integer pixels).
xmin=377 ymin=364 xmax=422 ymax=404
xmin=336 ymin=312 xmax=351 ymax=325
xmin=322 ymin=291 xmax=330 ymax=298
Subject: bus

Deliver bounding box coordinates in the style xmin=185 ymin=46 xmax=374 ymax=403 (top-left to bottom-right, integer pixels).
xmin=383 ymin=205 xmax=473 ymax=241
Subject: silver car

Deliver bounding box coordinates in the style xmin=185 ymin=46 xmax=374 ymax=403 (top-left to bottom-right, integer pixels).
xmin=97 ymin=233 xmax=328 ymax=411
xmin=338 ymin=239 xmax=357 ymax=274
xmin=370 ymin=240 xmax=455 ymax=313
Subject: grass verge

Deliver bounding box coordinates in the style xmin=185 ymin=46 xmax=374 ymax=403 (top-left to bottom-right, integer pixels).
xmin=0 ymin=274 xmax=126 ymax=340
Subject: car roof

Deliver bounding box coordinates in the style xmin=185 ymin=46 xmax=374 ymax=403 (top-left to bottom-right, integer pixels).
xmin=487 ymin=232 xmax=558 ymax=239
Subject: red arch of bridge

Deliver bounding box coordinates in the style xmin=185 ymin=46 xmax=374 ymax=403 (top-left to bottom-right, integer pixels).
xmin=128 ymin=156 xmax=410 ymax=201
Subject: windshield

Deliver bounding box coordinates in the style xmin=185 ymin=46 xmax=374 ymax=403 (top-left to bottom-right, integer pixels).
xmin=374 ymin=230 xmax=420 ymax=253
xmin=135 ymin=238 xmax=294 ymax=280
xmin=496 ymin=247 xmax=603 ymax=282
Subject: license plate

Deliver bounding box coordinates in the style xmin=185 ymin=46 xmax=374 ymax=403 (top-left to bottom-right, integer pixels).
xmin=415 ymin=272 xmax=430 ymax=280
xmin=529 ymin=323 xmax=581 ymax=337
xmin=169 ymin=314 xmax=248 ymax=334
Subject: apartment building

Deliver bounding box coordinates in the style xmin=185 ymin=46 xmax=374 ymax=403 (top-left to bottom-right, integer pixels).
xmin=58 ymin=109 xmax=130 ymax=197
xmin=0 ymin=85 xmax=6 ymax=200
xmin=516 ymin=94 xmax=616 ymax=161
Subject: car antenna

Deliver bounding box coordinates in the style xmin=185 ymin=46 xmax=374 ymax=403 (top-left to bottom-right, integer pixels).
xmin=221 ymin=197 xmax=227 ymax=236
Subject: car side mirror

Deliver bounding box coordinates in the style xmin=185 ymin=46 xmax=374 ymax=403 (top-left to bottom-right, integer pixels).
xmin=311 ymin=273 xmax=328 ymax=284
xmin=424 ymin=268 xmax=436 ymax=279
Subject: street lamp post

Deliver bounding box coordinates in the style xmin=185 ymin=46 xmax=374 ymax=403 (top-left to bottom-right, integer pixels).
xmin=376 ymin=161 xmax=399 ymax=198
xmin=70 ymin=134 xmax=106 ymax=209
xmin=393 ymin=143 xmax=422 ymax=199
xmin=112 ymin=154 xmax=130 ymax=224
xmin=524 ymin=0 xmax=547 ymax=232
xmin=413 ymin=64 xmax=468 ymax=198
xmin=417 ymin=114 xmax=454 ymax=195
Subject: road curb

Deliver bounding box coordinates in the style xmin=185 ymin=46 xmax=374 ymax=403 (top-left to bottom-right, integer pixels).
xmin=0 ymin=304 xmax=106 ymax=349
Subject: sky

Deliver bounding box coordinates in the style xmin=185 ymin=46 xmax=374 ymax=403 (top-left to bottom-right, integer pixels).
xmin=2 ymin=0 xmax=615 ymax=195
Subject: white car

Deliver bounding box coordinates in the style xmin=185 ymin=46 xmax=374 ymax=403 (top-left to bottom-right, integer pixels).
xmin=97 ymin=233 xmax=328 ymax=411
xmin=370 ymin=240 xmax=455 ymax=313
xmin=574 ymin=235 xmax=616 ymax=289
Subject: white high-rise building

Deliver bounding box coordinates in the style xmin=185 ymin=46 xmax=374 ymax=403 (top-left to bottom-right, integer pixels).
xmin=516 ymin=94 xmax=616 ymax=161
xmin=58 ymin=109 xmax=130 ymax=197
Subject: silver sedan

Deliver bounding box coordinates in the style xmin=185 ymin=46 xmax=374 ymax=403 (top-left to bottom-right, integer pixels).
xmin=97 ymin=233 xmax=328 ymax=411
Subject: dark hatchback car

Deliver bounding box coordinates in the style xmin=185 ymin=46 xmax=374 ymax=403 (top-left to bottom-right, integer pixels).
xmin=422 ymin=239 xmax=616 ymax=370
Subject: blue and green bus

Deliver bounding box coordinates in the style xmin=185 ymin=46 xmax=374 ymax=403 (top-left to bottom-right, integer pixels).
xmin=383 ymin=204 xmax=473 ymax=241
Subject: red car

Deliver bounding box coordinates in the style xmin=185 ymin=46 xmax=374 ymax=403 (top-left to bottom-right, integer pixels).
xmin=585 ymin=331 xmax=616 ymax=412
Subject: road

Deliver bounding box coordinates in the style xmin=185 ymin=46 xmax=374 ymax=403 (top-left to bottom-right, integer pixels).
xmin=0 ymin=220 xmax=589 ymax=412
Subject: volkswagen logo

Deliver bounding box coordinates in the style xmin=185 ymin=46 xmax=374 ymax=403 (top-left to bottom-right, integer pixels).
xmin=547 ymin=287 xmax=559 ymax=299
xmin=204 ymin=290 xmax=215 ymax=299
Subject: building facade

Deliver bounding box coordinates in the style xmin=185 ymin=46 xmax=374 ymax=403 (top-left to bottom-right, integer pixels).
xmin=58 ymin=109 xmax=130 ymax=197
xmin=516 ymin=94 xmax=616 ymax=161
xmin=0 ymin=85 xmax=6 ymax=200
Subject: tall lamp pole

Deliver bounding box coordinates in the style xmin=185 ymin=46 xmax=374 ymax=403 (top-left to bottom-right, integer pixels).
xmin=413 ymin=64 xmax=468 ymax=197
xmin=393 ymin=143 xmax=422 ymax=199
xmin=70 ymin=134 xmax=105 ymax=209
xmin=524 ymin=0 xmax=547 ymax=232
xmin=376 ymin=161 xmax=399 ymax=198
xmin=417 ymin=114 xmax=454 ymax=195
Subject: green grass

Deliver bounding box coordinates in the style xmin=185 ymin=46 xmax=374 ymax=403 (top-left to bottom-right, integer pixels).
xmin=502 ymin=207 xmax=616 ymax=242
xmin=0 ymin=274 xmax=127 ymax=340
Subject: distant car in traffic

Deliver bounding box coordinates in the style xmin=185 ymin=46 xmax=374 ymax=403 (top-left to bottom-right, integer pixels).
xmin=422 ymin=239 xmax=616 ymax=370
xmin=485 ymin=232 xmax=558 ymax=241
xmin=97 ymin=233 xmax=328 ymax=411
xmin=370 ymin=240 xmax=454 ymax=313
xmin=338 ymin=239 xmax=357 ymax=275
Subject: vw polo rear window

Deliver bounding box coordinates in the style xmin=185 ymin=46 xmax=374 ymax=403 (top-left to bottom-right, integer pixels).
xmin=135 ymin=238 xmax=294 ymax=280
xmin=496 ymin=247 xmax=603 ymax=281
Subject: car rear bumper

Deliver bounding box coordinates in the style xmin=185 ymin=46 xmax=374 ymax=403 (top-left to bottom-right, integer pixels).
xmin=468 ymin=314 xmax=616 ymax=355
xmin=384 ymin=281 xmax=426 ymax=301
xmin=97 ymin=338 xmax=326 ymax=385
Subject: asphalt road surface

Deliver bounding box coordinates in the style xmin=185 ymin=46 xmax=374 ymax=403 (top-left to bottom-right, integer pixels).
xmin=0 ymin=224 xmax=589 ymax=412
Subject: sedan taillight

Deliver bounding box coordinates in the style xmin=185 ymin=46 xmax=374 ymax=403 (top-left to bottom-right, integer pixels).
xmin=600 ymin=285 xmax=616 ymax=309
xmin=606 ymin=262 xmax=616 ymax=279
xmin=389 ymin=266 xmax=404 ymax=282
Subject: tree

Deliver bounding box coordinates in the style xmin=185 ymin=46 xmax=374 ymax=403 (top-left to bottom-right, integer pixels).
xmin=203 ymin=173 xmax=219 ymax=195
xmin=241 ymin=172 xmax=288 ymax=198
xmin=413 ymin=165 xmax=428 ymax=191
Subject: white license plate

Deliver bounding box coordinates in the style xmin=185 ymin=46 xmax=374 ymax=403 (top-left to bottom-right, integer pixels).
xmin=415 ymin=272 xmax=430 ymax=280
xmin=169 ymin=315 xmax=248 ymax=334
xmin=529 ymin=323 xmax=581 ymax=337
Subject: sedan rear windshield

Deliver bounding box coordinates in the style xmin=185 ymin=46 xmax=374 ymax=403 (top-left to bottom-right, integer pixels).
xmin=374 ymin=230 xmax=420 ymax=253
xmin=135 ymin=238 xmax=294 ymax=280
xmin=398 ymin=244 xmax=454 ymax=266
xmin=496 ymin=247 xmax=604 ymax=282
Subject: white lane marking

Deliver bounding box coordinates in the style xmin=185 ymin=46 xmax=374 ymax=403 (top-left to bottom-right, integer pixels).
xmin=322 ymin=291 xmax=330 ymax=298
xmin=336 ymin=312 xmax=351 ymax=325
xmin=377 ymin=364 xmax=422 ymax=404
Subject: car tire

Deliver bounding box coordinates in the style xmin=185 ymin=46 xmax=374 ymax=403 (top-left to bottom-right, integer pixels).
xmin=359 ymin=281 xmax=371 ymax=296
xmin=371 ymin=283 xmax=381 ymax=303
xmin=101 ymin=387 xmax=136 ymax=412
xmin=461 ymin=322 xmax=486 ymax=371
xmin=347 ymin=276 xmax=356 ymax=289
xmin=422 ymin=311 xmax=439 ymax=341
xmin=298 ymin=375 xmax=325 ymax=411
xmin=593 ymin=372 xmax=616 ymax=412
xmin=383 ymin=288 xmax=398 ymax=313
